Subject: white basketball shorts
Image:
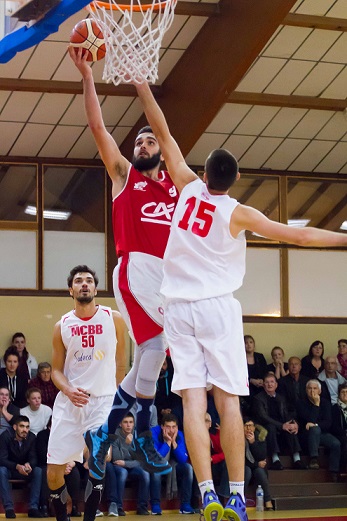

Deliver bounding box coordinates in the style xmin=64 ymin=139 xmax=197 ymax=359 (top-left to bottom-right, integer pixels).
xmin=47 ymin=392 xmax=113 ymax=465
xmin=113 ymin=252 xmax=164 ymax=345
xmin=164 ymin=295 xmax=249 ymax=397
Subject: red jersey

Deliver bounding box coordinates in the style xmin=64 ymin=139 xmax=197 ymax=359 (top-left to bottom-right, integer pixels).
xmin=112 ymin=165 xmax=179 ymax=259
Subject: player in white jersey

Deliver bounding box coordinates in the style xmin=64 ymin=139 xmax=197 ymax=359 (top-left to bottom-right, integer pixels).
xmin=134 ymin=81 xmax=347 ymax=521
xmin=47 ymin=265 xmax=126 ymax=521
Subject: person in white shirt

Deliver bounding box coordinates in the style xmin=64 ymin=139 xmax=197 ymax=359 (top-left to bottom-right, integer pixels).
xmin=20 ymin=388 xmax=52 ymax=436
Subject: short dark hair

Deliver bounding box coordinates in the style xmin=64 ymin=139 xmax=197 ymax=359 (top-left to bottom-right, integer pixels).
xmin=338 ymin=339 xmax=347 ymax=345
xmin=14 ymin=415 xmax=30 ymax=426
xmin=136 ymin=125 xmax=154 ymax=138
xmin=205 ymin=149 xmax=238 ymax=191
xmin=338 ymin=382 xmax=347 ymax=395
xmin=161 ymin=413 xmax=178 ymax=426
xmin=12 ymin=332 xmax=25 ymax=343
xmin=67 ymin=265 xmax=99 ymax=288
xmin=26 ymin=387 xmax=41 ymax=400
xmin=4 ymin=346 xmax=19 ymax=363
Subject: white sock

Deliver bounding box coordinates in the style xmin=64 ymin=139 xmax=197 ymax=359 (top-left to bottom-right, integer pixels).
xmin=229 ymin=481 xmax=245 ymax=502
xmin=199 ymin=480 xmax=215 ymax=500
xmin=293 ymin=452 xmax=300 ymax=462
xmin=272 ymin=453 xmax=280 ymax=463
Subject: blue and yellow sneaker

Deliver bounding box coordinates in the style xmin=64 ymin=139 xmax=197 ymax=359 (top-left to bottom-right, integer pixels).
xmin=202 ymin=490 xmax=224 ymax=521
xmin=131 ymin=431 xmax=171 ymax=475
xmin=84 ymin=428 xmax=110 ymax=479
xmin=224 ymin=492 xmax=248 ymax=521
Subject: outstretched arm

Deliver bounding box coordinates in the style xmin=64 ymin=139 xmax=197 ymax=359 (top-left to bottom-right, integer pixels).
xmin=135 ymin=82 xmax=197 ymax=192
xmin=69 ymin=47 xmax=130 ymax=196
xmin=231 ymin=204 xmax=347 ymax=247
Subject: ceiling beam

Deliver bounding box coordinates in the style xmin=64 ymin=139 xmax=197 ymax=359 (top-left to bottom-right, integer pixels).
xmin=228 ymin=91 xmax=347 ymax=111
xmin=283 ymin=13 xmax=347 ymax=32
xmin=175 ymin=1 xmax=220 ymax=17
xmin=119 ymin=0 xmax=297 ymax=159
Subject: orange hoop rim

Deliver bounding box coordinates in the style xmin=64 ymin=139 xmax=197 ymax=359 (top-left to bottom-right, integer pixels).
xmin=88 ymin=0 xmax=171 ymax=11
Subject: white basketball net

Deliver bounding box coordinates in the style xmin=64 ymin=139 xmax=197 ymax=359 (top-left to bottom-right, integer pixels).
xmin=87 ymin=0 xmax=177 ymax=85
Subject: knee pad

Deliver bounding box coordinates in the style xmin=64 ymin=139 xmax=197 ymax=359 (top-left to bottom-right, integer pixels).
xmin=135 ymin=334 xmax=166 ymax=396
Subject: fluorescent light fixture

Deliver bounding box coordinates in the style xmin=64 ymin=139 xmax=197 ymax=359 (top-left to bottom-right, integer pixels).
xmin=340 ymin=221 xmax=347 ymax=231
xmin=25 ymin=205 xmax=71 ymax=221
xmin=287 ymin=219 xmax=310 ymax=227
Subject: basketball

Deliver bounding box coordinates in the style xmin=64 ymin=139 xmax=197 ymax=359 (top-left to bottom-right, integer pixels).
xmin=70 ymin=19 xmax=106 ymax=62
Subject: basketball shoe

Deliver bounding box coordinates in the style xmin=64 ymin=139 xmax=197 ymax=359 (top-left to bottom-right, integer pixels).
xmin=84 ymin=428 xmax=110 ymax=479
xmin=130 ymin=431 xmax=172 ymax=475
xmin=202 ymin=490 xmax=224 ymax=521
xmin=224 ymin=492 xmax=248 ymax=521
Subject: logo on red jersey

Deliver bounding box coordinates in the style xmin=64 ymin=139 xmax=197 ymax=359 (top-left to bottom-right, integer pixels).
xmin=141 ymin=202 xmax=176 ymax=225
xmin=134 ymin=181 xmax=148 ymax=191
xmin=169 ymin=186 xmax=177 ymax=197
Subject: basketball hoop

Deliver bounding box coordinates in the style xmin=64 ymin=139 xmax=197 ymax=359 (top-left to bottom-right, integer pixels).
xmin=86 ymin=0 xmax=177 ymax=86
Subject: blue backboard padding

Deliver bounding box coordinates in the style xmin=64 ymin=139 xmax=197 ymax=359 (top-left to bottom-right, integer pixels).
xmin=0 ymin=0 xmax=91 ymax=63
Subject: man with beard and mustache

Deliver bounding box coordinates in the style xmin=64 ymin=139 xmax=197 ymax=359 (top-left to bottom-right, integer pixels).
xmin=47 ymin=265 xmax=126 ymax=521
xmin=69 ymin=48 xmax=177 ymax=479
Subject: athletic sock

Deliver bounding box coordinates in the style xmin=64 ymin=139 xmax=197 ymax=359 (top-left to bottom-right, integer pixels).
xmin=293 ymin=452 xmax=300 ymax=462
xmin=199 ymin=480 xmax=215 ymax=500
xmin=50 ymin=484 xmax=68 ymax=521
xmin=100 ymin=385 xmax=135 ymax=435
xmin=229 ymin=481 xmax=245 ymax=502
xmin=136 ymin=398 xmax=154 ymax=435
xmin=83 ymin=477 xmax=104 ymax=521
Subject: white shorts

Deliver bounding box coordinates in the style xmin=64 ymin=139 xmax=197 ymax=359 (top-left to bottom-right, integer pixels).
xmin=164 ymin=295 xmax=249 ymax=396
xmin=113 ymin=252 xmax=164 ymax=345
xmin=47 ymin=392 xmax=113 ymax=465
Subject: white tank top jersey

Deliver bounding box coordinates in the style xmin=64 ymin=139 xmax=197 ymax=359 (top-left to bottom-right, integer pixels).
xmin=60 ymin=306 xmax=117 ymax=397
xmin=161 ymin=178 xmax=246 ymax=301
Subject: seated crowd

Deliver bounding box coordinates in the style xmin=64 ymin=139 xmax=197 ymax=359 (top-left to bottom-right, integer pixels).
xmin=0 ymin=333 xmax=347 ymax=517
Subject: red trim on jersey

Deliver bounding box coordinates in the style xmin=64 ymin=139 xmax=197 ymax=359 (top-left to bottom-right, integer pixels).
xmin=118 ymin=254 xmax=163 ymax=345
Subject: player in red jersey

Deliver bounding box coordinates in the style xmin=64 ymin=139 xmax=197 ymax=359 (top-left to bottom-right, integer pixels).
xmin=69 ymin=47 xmax=177 ymax=477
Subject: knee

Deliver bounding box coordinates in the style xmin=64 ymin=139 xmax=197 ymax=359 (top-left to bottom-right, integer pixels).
xmin=47 ymin=465 xmax=64 ymax=490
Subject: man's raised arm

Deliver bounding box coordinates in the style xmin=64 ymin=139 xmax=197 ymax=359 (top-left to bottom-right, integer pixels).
xmin=135 ymin=82 xmax=197 ymax=192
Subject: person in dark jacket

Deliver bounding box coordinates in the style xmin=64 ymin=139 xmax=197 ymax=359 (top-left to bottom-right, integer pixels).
xmin=277 ymin=357 xmax=310 ymax=418
xmin=0 ymin=387 xmax=20 ymax=436
xmin=244 ymin=335 xmax=267 ymax=397
xmin=330 ymin=382 xmax=347 ymax=472
xmin=301 ymin=341 xmax=325 ymax=379
xmin=243 ymin=417 xmax=273 ymax=511
xmin=0 ymin=348 xmax=28 ymax=409
xmin=252 ymin=373 xmax=304 ymax=470
xmin=105 ymin=412 xmax=150 ymax=516
xmin=297 ymin=379 xmax=340 ymax=480
xmin=0 ymin=415 xmax=42 ymax=519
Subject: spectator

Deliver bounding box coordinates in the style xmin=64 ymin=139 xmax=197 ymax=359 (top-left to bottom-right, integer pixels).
xmin=0 ymin=415 xmax=42 ymax=519
xmin=0 ymin=387 xmax=20 ymax=436
xmin=151 ymin=414 xmax=194 ymax=515
xmin=105 ymin=412 xmax=150 ymax=516
xmin=204 ymin=413 xmax=229 ymax=503
xmin=154 ymin=356 xmax=183 ymax=428
xmin=37 ymin=418 xmax=82 ymax=518
xmin=318 ymin=357 xmax=346 ymax=405
xmin=244 ymin=335 xmax=267 ymax=397
xmin=253 ymin=373 xmax=304 ymax=470
xmin=297 ymin=379 xmax=340 ymax=481
xmin=20 ymin=388 xmax=52 ymax=436
xmin=1 ymin=333 xmax=38 ymax=380
xmin=277 ymin=357 xmax=309 ymax=419
xmin=28 ymin=363 xmax=59 ymax=410
xmin=267 ymin=347 xmax=289 ymax=380
xmin=301 ymin=341 xmax=325 ymax=379
xmin=243 ymin=417 xmax=273 ymax=511
xmin=331 ymin=383 xmax=347 ymax=473
xmin=0 ymin=347 xmax=28 ymax=408
xmin=337 ymin=339 xmax=347 ymax=379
